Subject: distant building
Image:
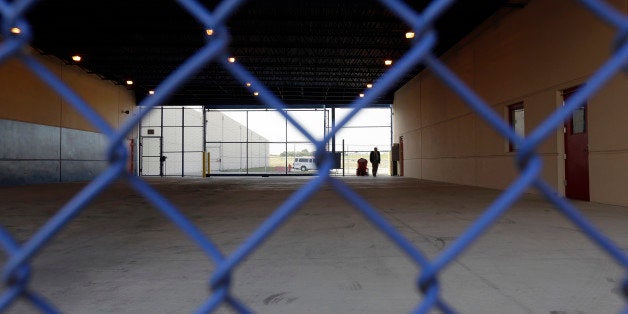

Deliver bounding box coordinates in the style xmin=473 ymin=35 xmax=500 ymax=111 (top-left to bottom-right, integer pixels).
xmin=205 ymin=110 xmax=269 ymax=173
xmin=139 ymin=107 xmax=269 ymax=175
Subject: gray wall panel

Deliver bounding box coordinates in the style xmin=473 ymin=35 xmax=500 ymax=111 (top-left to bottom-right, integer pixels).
xmin=0 ymin=160 xmax=60 ymax=185
xmin=0 ymin=120 xmax=60 ymax=159
xmin=61 ymin=128 xmax=107 ymax=160
xmin=1 ymin=119 xmax=110 ymax=185
xmin=60 ymin=161 xmax=108 ymax=182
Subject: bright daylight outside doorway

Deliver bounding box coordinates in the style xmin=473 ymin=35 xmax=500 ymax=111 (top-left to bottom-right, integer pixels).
xmin=138 ymin=106 xmax=392 ymax=177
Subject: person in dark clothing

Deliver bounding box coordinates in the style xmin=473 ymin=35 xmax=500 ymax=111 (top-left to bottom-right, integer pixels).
xmin=369 ymin=147 xmax=381 ymax=177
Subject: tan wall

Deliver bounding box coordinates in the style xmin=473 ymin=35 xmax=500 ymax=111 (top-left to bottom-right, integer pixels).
xmin=588 ymin=75 xmax=628 ymax=204
xmin=393 ymin=75 xmax=421 ymax=177
xmin=393 ymin=0 xmax=628 ymax=205
xmin=0 ymin=57 xmax=62 ymax=126
xmin=0 ymin=50 xmax=135 ymax=132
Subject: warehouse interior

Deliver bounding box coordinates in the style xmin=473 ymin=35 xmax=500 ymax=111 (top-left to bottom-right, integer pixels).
xmin=1 ymin=0 xmax=627 ymax=313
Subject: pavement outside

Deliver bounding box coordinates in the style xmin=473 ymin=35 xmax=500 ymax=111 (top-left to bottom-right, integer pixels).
xmin=0 ymin=176 xmax=626 ymax=314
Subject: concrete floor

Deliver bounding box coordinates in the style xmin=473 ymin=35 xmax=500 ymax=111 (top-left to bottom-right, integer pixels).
xmin=0 ymin=176 xmax=626 ymax=314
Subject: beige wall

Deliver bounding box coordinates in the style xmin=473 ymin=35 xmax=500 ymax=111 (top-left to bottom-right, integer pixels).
xmin=393 ymin=0 xmax=628 ymax=205
xmin=0 ymin=50 xmax=135 ymax=132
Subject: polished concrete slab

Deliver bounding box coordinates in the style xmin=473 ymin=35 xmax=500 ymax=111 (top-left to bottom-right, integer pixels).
xmin=0 ymin=176 xmax=626 ymax=313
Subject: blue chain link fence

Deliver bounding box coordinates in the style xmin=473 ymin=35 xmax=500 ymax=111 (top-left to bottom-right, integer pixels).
xmin=1 ymin=0 xmax=627 ymax=313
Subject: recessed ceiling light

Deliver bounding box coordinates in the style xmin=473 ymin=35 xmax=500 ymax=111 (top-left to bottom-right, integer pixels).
xmin=366 ymin=84 xmax=373 ymax=88
xmin=253 ymin=91 xmax=259 ymax=96
xmin=246 ymin=82 xmax=251 ymax=87
xmin=126 ymin=80 xmax=133 ymax=85
xmin=405 ymin=32 xmax=415 ymax=39
xmin=10 ymin=27 xmax=21 ymax=34
xmin=384 ymin=60 xmax=393 ymax=66
xmin=228 ymin=57 xmax=236 ymax=63
xmin=71 ymin=55 xmax=81 ymax=62
xmin=206 ymin=29 xmax=214 ymax=36
xmin=359 ymin=93 xmax=365 ymax=98
xmin=149 ymin=90 xmax=155 ymax=95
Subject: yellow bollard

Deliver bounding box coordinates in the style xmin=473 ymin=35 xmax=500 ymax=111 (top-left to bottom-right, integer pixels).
xmin=206 ymin=152 xmax=211 ymax=176
xmin=202 ymin=152 xmax=206 ymax=177
xmin=203 ymin=151 xmax=211 ymax=177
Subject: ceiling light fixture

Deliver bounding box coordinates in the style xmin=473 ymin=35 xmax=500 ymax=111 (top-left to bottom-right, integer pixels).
xmin=228 ymin=57 xmax=236 ymax=63
xmin=359 ymin=93 xmax=365 ymax=98
xmin=10 ymin=27 xmax=21 ymax=34
xmin=126 ymin=80 xmax=133 ymax=85
xmin=149 ymin=90 xmax=155 ymax=95
xmin=206 ymin=29 xmax=214 ymax=36
xmin=71 ymin=55 xmax=81 ymax=62
xmin=246 ymin=82 xmax=251 ymax=87
xmin=405 ymin=32 xmax=415 ymax=39
xmin=384 ymin=59 xmax=393 ymax=66
xmin=366 ymin=84 xmax=373 ymax=88
xmin=253 ymin=91 xmax=259 ymax=96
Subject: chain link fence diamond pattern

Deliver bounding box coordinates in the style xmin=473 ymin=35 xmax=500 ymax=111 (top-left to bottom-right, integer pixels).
xmin=0 ymin=0 xmax=627 ymax=313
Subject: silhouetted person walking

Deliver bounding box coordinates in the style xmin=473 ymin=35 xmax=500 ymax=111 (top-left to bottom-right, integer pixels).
xmin=369 ymin=147 xmax=381 ymax=177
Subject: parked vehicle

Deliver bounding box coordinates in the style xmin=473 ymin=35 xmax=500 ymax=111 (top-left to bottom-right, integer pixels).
xmin=293 ymin=157 xmax=317 ymax=171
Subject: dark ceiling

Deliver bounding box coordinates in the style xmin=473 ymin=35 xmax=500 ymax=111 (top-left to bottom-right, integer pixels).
xmin=24 ymin=0 xmax=510 ymax=107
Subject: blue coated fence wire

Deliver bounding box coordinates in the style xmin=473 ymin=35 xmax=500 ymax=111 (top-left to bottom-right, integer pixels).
xmin=0 ymin=0 xmax=627 ymax=313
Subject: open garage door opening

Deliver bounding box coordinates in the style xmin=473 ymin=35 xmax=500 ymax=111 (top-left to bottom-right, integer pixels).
xmin=138 ymin=106 xmax=392 ymax=177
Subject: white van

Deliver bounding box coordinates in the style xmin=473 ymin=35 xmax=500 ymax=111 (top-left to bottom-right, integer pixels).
xmin=293 ymin=157 xmax=317 ymax=171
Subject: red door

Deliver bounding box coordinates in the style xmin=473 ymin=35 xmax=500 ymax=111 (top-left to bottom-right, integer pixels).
xmin=563 ymin=86 xmax=590 ymax=201
xmin=399 ymin=136 xmax=404 ymax=176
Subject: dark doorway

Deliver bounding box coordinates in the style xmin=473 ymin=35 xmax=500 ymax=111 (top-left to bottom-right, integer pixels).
xmin=562 ymin=86 xmax=590 ymax=201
